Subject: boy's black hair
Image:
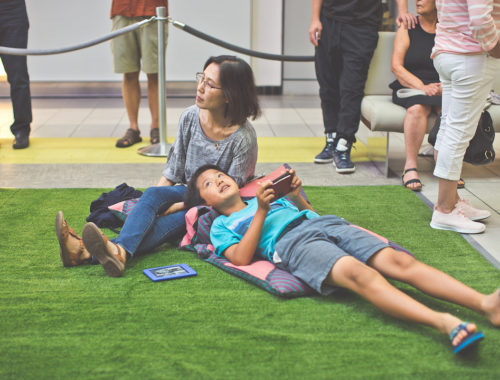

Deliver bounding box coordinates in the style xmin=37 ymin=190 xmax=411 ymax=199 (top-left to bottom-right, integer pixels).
xmin=203 ymin=55 xmax=261 ymax=126
xmin=183 ymin=164 xmax=225 ymax=210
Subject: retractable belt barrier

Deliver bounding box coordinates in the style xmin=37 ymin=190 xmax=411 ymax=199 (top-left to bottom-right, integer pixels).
xmin=0 ymin=8 xmax=314 ymax=157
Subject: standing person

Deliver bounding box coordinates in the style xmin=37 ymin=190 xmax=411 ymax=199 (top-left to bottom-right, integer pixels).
xmin=390 ymin=0 xmax=440 ymax=191
xmin=56 ymin=55 xmax=261 ymax=277
xmin=430 ymin=0 xmax=500 ymax=233
xmin=111 ymin=0 xmax=168 ymax=148
xmin=0 ymin=0 xmax=32 ymax=149
xmin=309 ymin=0 xmax=415 ymax=173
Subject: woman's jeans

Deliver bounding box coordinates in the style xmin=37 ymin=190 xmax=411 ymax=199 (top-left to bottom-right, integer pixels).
xmin=433 ymin=53 xmax=498 ymax=180
xmin=112 ymin=185 xmax=187 ymax=256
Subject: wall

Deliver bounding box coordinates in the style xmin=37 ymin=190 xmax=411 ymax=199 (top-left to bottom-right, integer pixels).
xmin=25 ymin=0 xmax=252 ymax=82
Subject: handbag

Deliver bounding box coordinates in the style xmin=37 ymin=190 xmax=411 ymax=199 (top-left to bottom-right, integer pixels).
xmin=428 ymin=106 xmax=495 ymax=166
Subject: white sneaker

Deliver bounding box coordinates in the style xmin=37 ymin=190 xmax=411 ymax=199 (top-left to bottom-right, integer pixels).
xmin=454 ymin=199 xmax=491 ymax=221
xmin=430 ymin=208 xmax=485 ymax=234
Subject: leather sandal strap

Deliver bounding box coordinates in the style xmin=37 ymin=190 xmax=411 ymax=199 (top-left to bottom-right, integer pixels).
xmin=402 ymin=168 xmax=418 ymax=176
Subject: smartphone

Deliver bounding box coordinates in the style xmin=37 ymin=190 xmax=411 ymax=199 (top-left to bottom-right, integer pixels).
xmin=271 ymin=172 xmax=293 ymax=200
xmin=315 ymin=31 xmax=319 ymax=41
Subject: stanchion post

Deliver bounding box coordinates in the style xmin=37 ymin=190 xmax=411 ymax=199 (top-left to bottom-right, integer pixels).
xmin=138 ymin=6 xmax=170 ymax=157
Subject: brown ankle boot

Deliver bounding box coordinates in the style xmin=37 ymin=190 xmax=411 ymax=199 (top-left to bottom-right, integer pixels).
xmin=55 ymin=211 xmax=91 ymax=267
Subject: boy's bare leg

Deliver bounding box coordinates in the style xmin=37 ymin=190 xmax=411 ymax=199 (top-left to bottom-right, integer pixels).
xmin=367 ymin=247 xmax=500 ymax=326
xmin=326 ymin=256 xmax=475 ymax=345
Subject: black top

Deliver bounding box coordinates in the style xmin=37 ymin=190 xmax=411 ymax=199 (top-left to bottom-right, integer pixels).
xmin=321 ymin=0 xmax=383 ymax=28
xmin=390 ymin=20 xmax=440 ymax=91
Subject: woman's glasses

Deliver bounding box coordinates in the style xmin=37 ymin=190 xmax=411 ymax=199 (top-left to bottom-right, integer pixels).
xmin=195 ymin=72 xmax=222 ymax=90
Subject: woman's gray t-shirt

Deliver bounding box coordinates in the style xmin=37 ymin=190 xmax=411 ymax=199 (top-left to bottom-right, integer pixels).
xmin=162 ymin=105 xmax=258 ymax=187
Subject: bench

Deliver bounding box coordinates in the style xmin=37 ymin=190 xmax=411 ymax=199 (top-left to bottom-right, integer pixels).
xmin=360 ymin=31 xmax=500 ymax=176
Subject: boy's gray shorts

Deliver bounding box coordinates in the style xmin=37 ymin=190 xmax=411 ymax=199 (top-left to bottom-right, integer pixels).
xmin=274 ymin=215 xmax=389 ymax=295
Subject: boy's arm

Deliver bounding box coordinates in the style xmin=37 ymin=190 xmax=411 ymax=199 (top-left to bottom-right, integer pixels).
xmin=223 ymin=181 xmax=275 ymax=266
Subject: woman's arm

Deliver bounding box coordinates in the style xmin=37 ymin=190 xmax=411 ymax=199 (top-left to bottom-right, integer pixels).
xmin=223 ymin=182 xmax=274 ymax=266
xmin=391 ymin=26 xmax=441 ymax=96
xmin=157 ymin=176 xmax=174 ymax=186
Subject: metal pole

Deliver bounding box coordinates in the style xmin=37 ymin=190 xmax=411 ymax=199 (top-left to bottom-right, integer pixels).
xmin=138 ymin=6 xmax=170 ymax=157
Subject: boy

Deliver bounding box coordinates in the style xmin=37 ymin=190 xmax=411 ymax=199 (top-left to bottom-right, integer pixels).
xmin=183 ymin=164 xmax=500 ymax=354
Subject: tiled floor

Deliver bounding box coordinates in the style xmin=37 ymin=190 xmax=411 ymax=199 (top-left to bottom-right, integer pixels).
xmin=1 ymin=88 xmax=499 ymax=270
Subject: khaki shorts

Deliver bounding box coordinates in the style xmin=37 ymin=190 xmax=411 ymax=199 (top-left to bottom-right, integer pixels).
xmin=111 ymin=15 xmax=169 ymax=74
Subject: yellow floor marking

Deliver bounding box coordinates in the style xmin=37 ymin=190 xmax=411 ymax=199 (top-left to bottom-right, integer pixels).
xmin=0 ymin=137 xmax=386 ymax=164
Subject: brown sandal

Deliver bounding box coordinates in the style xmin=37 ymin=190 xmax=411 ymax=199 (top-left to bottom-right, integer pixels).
xmin=150 ymin=128 xmax=159 ymax=144
xmin=116 ymin=128 xmax=142 ymax=148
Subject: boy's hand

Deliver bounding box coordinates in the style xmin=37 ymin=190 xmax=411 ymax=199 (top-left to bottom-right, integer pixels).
xmin=288 ymin=169 xmax=302 ymax=198
xmin=256 ymin=180 xmax=274 ymax=212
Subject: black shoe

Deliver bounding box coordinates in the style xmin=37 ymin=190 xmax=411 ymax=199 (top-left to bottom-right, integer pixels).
xmin=333 ymin=138 xmax=355 ymax=173
xmin=314 ymin=133 xmax=336 ymax=163
xmin=13 ymin=134 xmax=29 ymax=149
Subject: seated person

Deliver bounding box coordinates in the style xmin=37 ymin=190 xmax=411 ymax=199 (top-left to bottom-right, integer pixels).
xmin=183 ymin=164 xmax=500 ymax=354
xmin=56 ymin=55 xmax=260 ymax=277
xmin=390 ymin=0 xmax=441 ymax=191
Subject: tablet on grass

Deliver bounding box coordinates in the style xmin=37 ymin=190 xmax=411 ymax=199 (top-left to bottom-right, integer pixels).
xmin=143 ymin=264 xmax=197 ymax=282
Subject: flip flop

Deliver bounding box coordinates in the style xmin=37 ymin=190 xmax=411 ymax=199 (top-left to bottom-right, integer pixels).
xmin=449 ymin=322 xmax=484 ymax=354
xmin=402 ymin=168 xmax=422 ymax=192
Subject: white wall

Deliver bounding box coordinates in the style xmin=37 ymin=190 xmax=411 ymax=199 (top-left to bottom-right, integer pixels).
xmin=251 ymin=0 xmax=282 ymax=86
xmin=25 ymin=0 xmax=252 ymax=82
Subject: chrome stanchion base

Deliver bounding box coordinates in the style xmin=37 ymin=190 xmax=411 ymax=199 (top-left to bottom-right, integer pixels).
xmin=137 ymin=143 xmax=171 ymax=157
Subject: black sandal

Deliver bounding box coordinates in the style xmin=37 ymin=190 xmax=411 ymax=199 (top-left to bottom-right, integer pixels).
xmin=458 ymin=178 xmax=465 ymax=189
xmin=116 ymin=128 xmax=142 ymax=148
xmin=150 ymin=128 xmax=159 ymax=144
xmin=402 ymin=168 xmax=422 ymax=192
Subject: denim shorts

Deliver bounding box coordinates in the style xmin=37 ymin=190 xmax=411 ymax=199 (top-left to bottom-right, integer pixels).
xmin=274 ymin=216 xmax=389 ymax=295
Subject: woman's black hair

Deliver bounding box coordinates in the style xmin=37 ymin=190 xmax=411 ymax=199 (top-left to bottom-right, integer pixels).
xmin=203 ymin=55 xmax=261 ymax=126
xmin=183 ymin=164 xmax=224 ymax=210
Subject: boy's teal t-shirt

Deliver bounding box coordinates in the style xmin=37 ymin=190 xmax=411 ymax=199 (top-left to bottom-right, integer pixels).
xmin=210 ymin=197 xmax=319 ymax=261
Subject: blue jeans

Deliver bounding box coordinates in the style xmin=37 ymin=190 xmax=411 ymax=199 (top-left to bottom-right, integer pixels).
xmin=112 ymin=186 xmax=187 ymax=256
xmin=0 ymin=0 xmax=32 ymax=138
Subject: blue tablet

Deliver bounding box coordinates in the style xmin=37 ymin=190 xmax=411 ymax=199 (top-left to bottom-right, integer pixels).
xmin=143 ymin=264 xmax=197 ymax=282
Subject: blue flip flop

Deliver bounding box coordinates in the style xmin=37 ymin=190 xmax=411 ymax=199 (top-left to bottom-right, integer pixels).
xmin=450 ymin=322 xmax=485 ymax=354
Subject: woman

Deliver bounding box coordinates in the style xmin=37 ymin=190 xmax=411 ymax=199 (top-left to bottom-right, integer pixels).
xmin=430 ymin=0 xmax=500 ymax=233
xmin=56 ymin=55 xmax=261 ymax=276
xmin=390 ymin=0 xmax=440 ymax=191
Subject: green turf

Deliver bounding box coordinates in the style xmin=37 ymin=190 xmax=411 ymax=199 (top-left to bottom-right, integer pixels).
xmin=1 ymin=186 xmax=499 ymax=379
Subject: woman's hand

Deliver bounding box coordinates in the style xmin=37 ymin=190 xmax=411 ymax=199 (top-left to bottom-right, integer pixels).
xmin=161 ymin=202 xmax=185 ymax=216
xmin=422 ymin=83 xmax=442 ymax=96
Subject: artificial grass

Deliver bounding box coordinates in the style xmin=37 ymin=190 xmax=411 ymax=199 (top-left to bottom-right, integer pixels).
xmin=1 ymin=186 xmax=499 ymax=379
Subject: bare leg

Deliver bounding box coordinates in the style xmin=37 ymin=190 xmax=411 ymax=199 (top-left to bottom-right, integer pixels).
xmin=146 ymin=73 xmax=159 ymax=131
xmin=368 ymin=247 xmax=500 ymax=326
xmin=436 ymin=177 xmax=460 ymax=213
xmin=402 ymin=105 xmax=431 ymax=190
xmin=326 ymin=256 xmax=468 ymax=339
xmin=122 ymin=72 xmax=141 ymax=132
